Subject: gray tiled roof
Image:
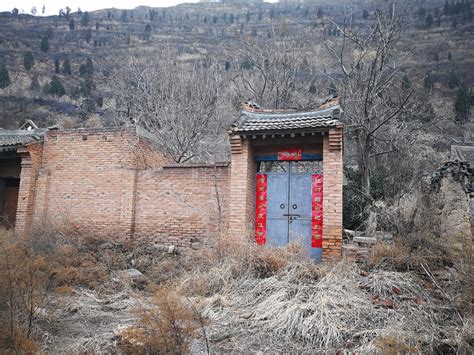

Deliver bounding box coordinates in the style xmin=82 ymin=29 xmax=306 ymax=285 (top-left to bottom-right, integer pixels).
xmin=451 ymin=145 xmax=474 ymax=166
xmin=0 ymin=129 xmax=46 ymax=152
xmin=230 ymin=105 xmax=342 ymax=134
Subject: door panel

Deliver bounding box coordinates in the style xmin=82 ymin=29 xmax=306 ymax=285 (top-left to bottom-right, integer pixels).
xmin=258 ymin=161 xmax=321 ymax=259
xmin=288 ymin=173 xmax=312 ymax=251
xmin=266 ymin=174 xmax=289 ymax=247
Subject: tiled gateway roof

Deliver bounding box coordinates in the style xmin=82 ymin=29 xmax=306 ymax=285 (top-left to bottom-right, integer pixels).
xmin=230 ymin=96 xmax=343 ymax=134
xmin=0 ymin=129 xmax=46 ymax=152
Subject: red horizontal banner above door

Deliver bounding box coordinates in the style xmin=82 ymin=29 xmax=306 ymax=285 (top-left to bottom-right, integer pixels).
xmin=277 ymin=148 xmax=302 ymax=161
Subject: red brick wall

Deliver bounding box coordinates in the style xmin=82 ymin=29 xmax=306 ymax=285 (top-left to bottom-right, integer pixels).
xmin=228 ymin=136 xmax=255 ymax=239
xmin=322 ymin=128 xmax=343 ymax=258
xmin=30 ymin=128 xmax=167 ymax=237
xmin=15 ymin=142 xmax=43 ymax=233
xmin=134 ymin=164 xmax=229 ymax=247
xmin=14 ymin=126 xmax=342 ymax=257
xmin=21 ymin=128 xmax=229 ymax=247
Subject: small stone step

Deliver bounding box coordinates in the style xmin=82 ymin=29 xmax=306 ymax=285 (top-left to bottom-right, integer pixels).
xmin=353 ymin=236 xmax=377 ymax=245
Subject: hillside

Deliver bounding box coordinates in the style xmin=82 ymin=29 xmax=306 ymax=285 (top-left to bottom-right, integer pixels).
xmin=0 ymin=0 xmax=472 ymax=142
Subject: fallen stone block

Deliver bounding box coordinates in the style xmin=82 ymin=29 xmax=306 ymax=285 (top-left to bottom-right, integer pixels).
xmin=353 ymin=236 xmax=377 ymax=245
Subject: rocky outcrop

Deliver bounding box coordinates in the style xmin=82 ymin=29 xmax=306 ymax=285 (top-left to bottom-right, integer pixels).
xmin=399 ymin=161 xmax=472 ymax=260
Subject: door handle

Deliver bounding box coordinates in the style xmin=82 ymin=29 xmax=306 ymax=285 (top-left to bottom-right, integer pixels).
xmin=283 ymin=214 xmax=300 ymax=217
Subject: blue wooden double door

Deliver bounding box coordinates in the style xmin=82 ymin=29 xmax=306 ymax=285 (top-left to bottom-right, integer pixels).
xmin=257 ymin=160 xmax=322 ymax=260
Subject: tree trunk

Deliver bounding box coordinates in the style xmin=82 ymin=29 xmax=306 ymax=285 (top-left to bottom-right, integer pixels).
xmin=358 ymin=138 xmax=371 ymax=197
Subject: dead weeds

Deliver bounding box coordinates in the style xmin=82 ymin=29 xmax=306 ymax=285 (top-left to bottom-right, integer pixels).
xmin=0 ymin=227 xmax=471 ymax=354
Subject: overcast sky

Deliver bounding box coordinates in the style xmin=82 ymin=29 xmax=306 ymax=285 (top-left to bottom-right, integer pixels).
xmin=3 ymin=1 xmax=203 ymax=16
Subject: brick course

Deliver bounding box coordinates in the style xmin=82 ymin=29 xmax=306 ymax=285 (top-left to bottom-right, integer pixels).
xmin=17 ymin=128 xmax=166 ymax=236
xmin=322 ymin=128 xmax=343 ymax=258
xmin=134 ymin=164 xmax=229 ymax=247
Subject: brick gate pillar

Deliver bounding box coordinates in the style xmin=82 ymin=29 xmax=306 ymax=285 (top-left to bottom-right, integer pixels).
xmin=228 ymin=135 xmax=255 ymax=240
xmin=15 ymin=143 xmax=43 ymax=234
xmin=322 ymin=127 xmax=343 ymax=258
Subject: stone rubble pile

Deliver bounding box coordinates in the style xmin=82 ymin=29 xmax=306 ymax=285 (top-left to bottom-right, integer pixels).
xmin=430 ymin=160 xmax=473 ymax=195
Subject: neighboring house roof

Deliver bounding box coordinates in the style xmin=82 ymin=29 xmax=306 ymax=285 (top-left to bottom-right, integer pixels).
xmin=0 ymin=127 xmax=46 ymax=153
xmin=451 ymin=144 xmax=474 ymax=166
xmin=230 ymin=96 xmax=343 ymax=135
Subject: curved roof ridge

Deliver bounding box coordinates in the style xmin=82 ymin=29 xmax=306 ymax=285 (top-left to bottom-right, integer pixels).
xmin=240 ymin=104 xmax=342 ymax=120
xmin=230 ymin=97 xmax=343 ymax=134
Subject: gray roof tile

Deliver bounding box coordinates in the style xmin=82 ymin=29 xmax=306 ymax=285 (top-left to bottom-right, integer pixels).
xmin=231 ymin=105 xmax=342 ymax=134
xmin=0 ymin=129 xmax=46 ymax=151
xmin=451 ymin=145 xmax=474 ymax=166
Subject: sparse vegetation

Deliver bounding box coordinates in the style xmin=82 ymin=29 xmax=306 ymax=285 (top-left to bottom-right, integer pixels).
xmin=62 ymin=57 xmax=71 ymax=75
xmin=454 ymin=85 xmax=472 ymax=123
xmin=23 ymin=52 xmax=34 ymax=71
xmin=0 ymin=0 xmax=470 ymax=135
xmin=0 ymin=1 xmax=472 ymax=352
xmin=0 ymin=225 xmax=469 ymax=353
xmin=0 ymin=63 xmax=10 ymax=89
xmin=48 ymin=75 xmax=66 ymax=97
xmin=40 ymin=36 xmax=49 ymax=53
xmin=54 ymin=57 xmax=60 ymax=74
xmin=109 ymin=52 xmax=230 ymax=162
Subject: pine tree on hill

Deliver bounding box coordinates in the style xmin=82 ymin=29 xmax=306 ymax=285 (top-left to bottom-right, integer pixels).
xmin=444 ymin=0 xmax=450 ymax=15
xmin=424 ymin=73 xmax=434 ymax=92
xmin=85 ymin=28 xmax=92 ymax=43
xmin=0 ymin=62 xmax=10 ymax=89
xmin=30 ymin=75 xmax=40 ymax=92
xmin=79 ymin=58 xmax=93 ymax=77
xmin=49 ymin=75 xmax=66 ymax=97
xmin=81 ymin=11 xmax=90 ymax=27
xmin=448 ymin=70 xmax=459 ymax=89
xmin=402 ymin=74 xmax=412 ymax=90
xmin=454 ymin=86 xmax=472 ymax=123
xmin=23 ymin=52 xmax=34 ymax=71
xmin=62 ymin=57 xmax=71 ymax=75
xmin=54 ymin=58 xmax=60 ymax=73
xmin=426 ymin=14 xmax=434 ymax=27
xmin=40 ymin=36 xmax=49 ymax=52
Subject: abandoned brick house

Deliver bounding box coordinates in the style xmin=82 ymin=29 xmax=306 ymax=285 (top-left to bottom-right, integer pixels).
xmin=0 ymin=98 xmax=343 ymax=260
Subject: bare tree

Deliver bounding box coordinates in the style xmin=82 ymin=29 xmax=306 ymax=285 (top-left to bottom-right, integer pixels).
xmin=107 ymin=52 xmax=231 ymax=163
xmin=325 ymin=7 xmax=433 ymax=196
xmin=231 ymin=25 xmax=321 ymax=110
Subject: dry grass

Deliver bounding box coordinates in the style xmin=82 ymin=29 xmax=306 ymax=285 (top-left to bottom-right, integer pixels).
xmin=195 ymin=260 xmax=462 ymax=352
xmin=174 ymin=235 xmax=469 ymax=353
xmin=368 ymin=237 xmax=450 ymax=272
xmin=179 ymin=236 xmax=315 ymax=297
xmin=118 ymin=287 xmax=202 ymax=355
xmin=0 ymin=227 xmax=471 ymax=354
xmin=0 ymin=225 xmax=176 ymax=353
xmin=0 ymin=229 xmax=51 ymax=353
